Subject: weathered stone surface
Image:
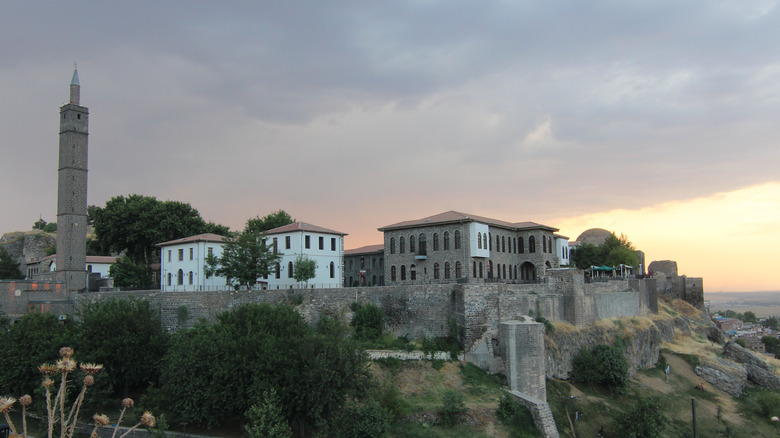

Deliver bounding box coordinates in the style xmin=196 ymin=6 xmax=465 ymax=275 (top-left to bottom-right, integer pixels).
xmin=695 ymin=357 xmax=747 ymax=397
xmin=648 ymin=260 xmax=678 ymax=277
xmin=723 ymin=341 xmax=780 ymax=390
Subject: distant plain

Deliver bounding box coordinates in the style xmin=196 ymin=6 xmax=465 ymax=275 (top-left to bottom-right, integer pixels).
xmin=705 ymin=291 xmax=780 ymax=317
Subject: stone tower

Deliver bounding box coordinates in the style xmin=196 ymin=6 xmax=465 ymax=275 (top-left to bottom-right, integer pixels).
xmin=56 ymin=66 xmax=88 ymax=292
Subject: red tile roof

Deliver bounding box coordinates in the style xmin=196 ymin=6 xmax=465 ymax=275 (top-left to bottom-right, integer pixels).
xmin=344 ymin=244 xmax=384 ymax=255
xmin=265 ymin=221 xmax=347 ymax=236
xmin=156 ymin=233 xmax=228 ymax=247
xmin=378 ymin=210 xmax=558 ymax=232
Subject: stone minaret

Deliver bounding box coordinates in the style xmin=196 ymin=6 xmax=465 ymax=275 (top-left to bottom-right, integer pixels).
xmin=56 ymin=66 xmax=88 ymax=292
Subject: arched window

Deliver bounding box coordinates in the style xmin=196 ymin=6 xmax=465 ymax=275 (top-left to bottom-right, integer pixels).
xmin=455 ymin=261 xmax=463 ymax=278
xmin=496 ymin=235 xmax=500 ymax=252
xmin=454 ymin=230 xmax=462 ymax=249
xmin=410 ymin=264 xmax=416 ymax=281
xmin=444 ymin=262 xmax=451 ymax=279
xmin=483 ymin=233 xmax=488 ymax=250
xmin=503 ymin=264 xmax=507 ymax=279
xmin=329 ymin=262 xmax=335 ymax=278
xmin=519 ymin=237 xmax=524 ymax=253
xmin=390 ymin=237 xmax=395 ymax=254
xmin=514 ymin=265 xmax=518 ymax=279
xmin=434 ymin=263 xmax=440 ymax=279
xmin=473 ymin=261 xmax=477 ymax=278
xmin=391 ymin=266 xmax=397 ymax=281
xmin=410 ymin=235 xmax=416 ymax=253
xmin=401 ymin=265 xmax=406 ymax=281
xmin=513 ymin=237 xmax=517 ymax=254
xmin=488 ymin=260 xmax=493 ymax=278
xmin=477 ymin=232 xmax=482 ymax=249
xmin=529 ymin=236 xmax=536 ymax=253
xmin=502 ymin=236 xmax=506 ymax=253
xmin=433 ymin=233 xmax=439 ymax=251
xmin=188 ymin=271 xmax=193 ymax=285
xmin=542 ymin=236 xmax=547 ymax=253
xmin=399 ymin=236 xmax=405 ymax=253
xmin=488 ymin=233 xmax=492 ymax=251
xmin=177 ymin=269 xmax=183 ymax=285
xmin=419 ymin=233 xmax=427 ymax=255
xmin=288 ymin=261 xmax=294 ymax=278
xmin=275 ymin=263 xmax=281 ymax=279
xmin=372 ymin=275 xmax=376 ymax=285
xmin=549 ymin=236 xmax=553 ymax=253
xmin=479 ymin=262 xmax=483 ymax=278
xmin=167 ymin=273 xmax=172 ymax=286
xmin=443 ymin=232 xmax=450 ymax=250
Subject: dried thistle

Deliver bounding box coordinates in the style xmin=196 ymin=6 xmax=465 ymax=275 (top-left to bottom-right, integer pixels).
xmin=84 ymin=375 xmax=95 ymax=386
xmin=39 ymin=363 xmax=58 ymax=375
xmin=57 ymin=357 xmax=77 ymax=373
xmin=93 ymin=413 xmax=111 ymax=426
xmin=42 ymin=377 xmax=54 ymax=388
xmin=19 ymin=395 xmax=32 ymax=406
xmin=122 ymin=398 xmax=134 ymax=408
xmin=140 ymin=411 xmax=156 ymax=428
xmin=80 ymin=363 xmax=104 ymax=375
xmin=59 ymin=347 xmax=74 ymax=358
xmin=0 ymin=397 xmax=15 ymax=413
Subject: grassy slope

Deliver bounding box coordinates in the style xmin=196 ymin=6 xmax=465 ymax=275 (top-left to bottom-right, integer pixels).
xmin=377 ymin=298 xmax=780 ymax=437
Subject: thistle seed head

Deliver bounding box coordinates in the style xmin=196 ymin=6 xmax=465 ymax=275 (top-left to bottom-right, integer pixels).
xmin=59 ymin=347 xmax=74 ymax=358
xmin=19 ymin=395 xmax=32 ymax=406
xmin=57 ymin=358 xmax=77 ymax=373
xmin=80 ymin=363 xmax=104 ymax=375
xmin=0 ymin=397 xmax=16 ymax=413
xmin=38 ymin=363 xmax=58 ymax=375
xmin=42 ymin=378 xmax=54 ymax=388
xmin=141 ymin=411 xmax=156 ymax=428
xmin=84 ymin=375 xmax=95 ymax=386
xmin=93 ymin=413 xmax=110 ymax=426
xmin=122 ymin=398 xmax=134 ymax=408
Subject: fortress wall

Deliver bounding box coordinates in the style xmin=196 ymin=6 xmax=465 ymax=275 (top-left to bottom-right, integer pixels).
xmin=594 ymin=292 xmax=641 ymax=319
xmin=0 ymin=280 xmax=70 ymax=319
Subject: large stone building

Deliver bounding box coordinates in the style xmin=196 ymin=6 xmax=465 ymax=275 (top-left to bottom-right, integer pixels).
xmin=377 ymin=211 xmax=566 ymax=285
xmin=343 ymin=244 xmax=384 ymax=287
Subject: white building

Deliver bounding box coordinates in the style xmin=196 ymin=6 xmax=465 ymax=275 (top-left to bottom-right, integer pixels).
xmin=157 ymin=233 xmax=228 ymax=292
xmin=555 ymin=234 xmax=571 ymax=266
xmin=263 ymin=221 xmax=346 ymax=289
xmin=27 ymin=255 xmax=117 ymax=280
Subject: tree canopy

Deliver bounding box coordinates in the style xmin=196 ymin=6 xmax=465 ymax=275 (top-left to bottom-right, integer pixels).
xmin=0 ymin=246 xmax=24 ymax=280
xmin=93 ymin=195 xmax=229 ymax=266
xmin=204 ymin=230 xmax=281 ymax=289
xmin=245 ymin=210 xmax=294 ymax=234
xmin=109 ymin=256 xmax=155 ymax=290
xmin=571 ymin=232 xmax=639 ymax=269
xmin=293 ymin=254 xmax=317 ymax=285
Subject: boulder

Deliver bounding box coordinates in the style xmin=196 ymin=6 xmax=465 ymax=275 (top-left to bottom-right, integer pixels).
xmin=695 ymin=358 xmax=747 ymax=397
xmin=648 ymin=260 xmax=678 ymax=277
xmin=723 ymin=341 xmax=780 ymax=390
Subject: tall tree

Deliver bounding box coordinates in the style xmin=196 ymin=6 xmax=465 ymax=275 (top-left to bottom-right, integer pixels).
xmin=245 ymin=210 xmax=294 ymax=234
xmin=204 ymin=230 xmax=281 ymax=289
xmin=571 ymin=232 xmax=639 ymax=269
xmin=93 ymin=194 xmax=229 ymax=266
xmin=0 ymin=247 xmax=24 ymax=280
xmin=293 ymin=255 xmax=317 ymax=286
xmin=109 ymin=256 xmax=155 ymax=290
xmin=76 ymin=298 xmax=170 ymax=396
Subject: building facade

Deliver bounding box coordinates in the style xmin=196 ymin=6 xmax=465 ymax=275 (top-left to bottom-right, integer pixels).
xmin=158 ymin=233 xmax=227 ymax=292
xmin=378 ymin=211 xmax=562 ymax=285
xmin=263 ymin=222 xmax=346 ymax=289
xmin=343 ymin=244 xmax=385 ymax=287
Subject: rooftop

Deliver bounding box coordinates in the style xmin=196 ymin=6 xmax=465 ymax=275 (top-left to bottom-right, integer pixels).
xmin=378 ymin=210 xmax=558 ymax=232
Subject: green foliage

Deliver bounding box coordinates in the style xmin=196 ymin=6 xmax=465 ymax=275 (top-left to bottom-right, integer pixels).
xmin=459 ymin=362 xmax=505 ymax=388
xmin=76 ymin=299 xmax=170 ymax=396
xmin=743 ymin=311 xmax=759 ymax=323
xmin=0 ymin=313 xmax=76 ymax=395
xmin=765 ymin=316 xmax=780 ymax=330
xmin=32 ymin=217 xmax=57 ymax=232
xmin=109 ymin=256 xmax=155 ymax=289
xmin=328 ymin=400 xmax=392 ymax=438
xmin=439 ymin=390 xmax=466 ymax=426
xmin=735 ymin=338 xmax=748 ymax=348
xmin=431 ymin=359 xmax=445 ymax=370
xmin=176 ymin=305 xmax=189 ymax=325
xmin=244 ymin=389 xmax=293 ymax=438
xmin=613 ymin=397 xmax=668 ymax=438
xmin=45 ymin=244 xmax=57 ymax=256
xmin=374 ymin=357 xmax=404 ymax=371
xmin=292 ymin=254 xmax=317 ymax=285
xmin=763 ymin=336 xmax=780 ymax=357
xmin=571 ymin=344 xmax=628 ymax=391
xmin=570 ymin=232 xmax=638 ymax=269
xmin=317 ymin=315 xmax=348 ymax=338
xmin=204 ymin=230 xmax=280 ymax=289
xmin=159 ymin=303 xmax=371 ymax=433
xmin=93 ymin=194 xmax=228 ymax=266
xmin=755 ymin=391 xmax=780 ymax=417
xmin=372 ymin=379 xmax=412 ymax=421
xmin=496 ymin=394 xmax=542 ymax=437
xmin=0 ymin=246 xmax=24 ymax=279
xmin=352 ymin=302 xmax=384 ymax=341
xmin=244 ymin=210 xmax=294 ymax=234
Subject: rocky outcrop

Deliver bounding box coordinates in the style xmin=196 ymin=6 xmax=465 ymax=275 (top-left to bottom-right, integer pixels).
xmin=648 ymin=260 xmax=678 ymax=277
xmin=695 ymin=357 xmax=747 ymax=397
xmin=723 ymin=341 xmax=780 ymax=390
xmin=0 ymin=230 xmax=56 ymax=267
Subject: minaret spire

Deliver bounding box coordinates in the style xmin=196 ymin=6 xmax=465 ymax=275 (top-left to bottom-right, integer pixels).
xmin=70 ymin=63 xmax=80 ymax=105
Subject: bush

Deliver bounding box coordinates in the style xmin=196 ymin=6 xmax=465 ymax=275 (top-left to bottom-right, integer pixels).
xmin=439 ymin=390 xmax=466 ymax=426
xmin=244 ymin=389 xmax=292 ymax=438
xmin=756 ymin=391 xmax=780 ymax=417
xmin=613 ymin=397 xmax=667 ymax=438
xmin=496 ymin=394 xmax=542 ymax=437
xmin=372 ymin=379 xmax=411 ymax=421
xmin=352 ymin=303 xmax=384 ymax=341
xmin=571 ymin=344 xmax=628 ymax=391
xmin=328 ymin=400 xmax=392 ymax=438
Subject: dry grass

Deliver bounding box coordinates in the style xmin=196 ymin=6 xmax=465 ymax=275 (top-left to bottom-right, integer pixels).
xmin=671 ymin=298 xmax=703 ymax=319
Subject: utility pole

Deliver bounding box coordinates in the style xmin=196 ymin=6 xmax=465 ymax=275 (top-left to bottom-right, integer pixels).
xmin=691 ymin=398 xmax=697 ymax=438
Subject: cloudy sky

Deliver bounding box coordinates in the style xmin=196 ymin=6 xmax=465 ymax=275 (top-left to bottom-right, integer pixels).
xmin=2 ymin=1 xmax=779 ymax=292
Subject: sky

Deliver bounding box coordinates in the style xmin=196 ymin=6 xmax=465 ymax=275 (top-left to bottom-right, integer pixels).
xmin=1 ymin=1 xmax=779 ymax=292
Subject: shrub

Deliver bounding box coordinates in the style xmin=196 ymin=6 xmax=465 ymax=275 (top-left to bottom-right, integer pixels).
xmin=352 ymin=303 xmax=384 ymax=341
xmin=571 ymin=344 xmax=628 ymax=391
xmin=244 ymin=389 xmax=292 ymax=438
xmin=439 ymin=390 xmax=466 ymax=426
xmin=756 ymin=391 xmax=780 ymax=417
xmin=613 ymin=397 xmax=667 ymax=438
xmin=372 ymin=379 xmax=411 ymax=421
xmin=328 ymin=400 xmax=392 ymax=438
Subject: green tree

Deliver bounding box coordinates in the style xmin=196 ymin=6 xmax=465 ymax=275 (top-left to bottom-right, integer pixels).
xmin=351 ymin=303 xmax=384 ymax=341
xmin=76 ymin=299 xmax=170 ymax=396
xmin=33 ymin=217 xmax=48 ymax=230
xmin=572 ymin=232 xmax=639 ymax=269
xmin=204 ymin=230 xmax=281 ymax=289
xmin=743 ymin=311 xmax=759 ymax=323
xmin=109 ymin=256 xmax=154 ymax=290
xmin=32 ymin=217 xmax=56 ymax=232
xmin=293 ymin=254 xmax=317 ymax=286
xmin=0 ymin=313 xmax=76 ymax=395
xmin=0 ymin=247 xmax=24 ymax=279
xmin=614 ymin=397 xmax=668 ymax=438
xmin=439 ymin=390 xmax=466 ymax=426
xmin=93 ymin=194 xmax=228 ymax=266
xmin=570 ymin=243 xmax=603 ymax=269
xmin=765 ymin=316 xmax=780 ymax=330
xmin=571 ymin=344 xmax=628 ymax=391
xmin=160 ymin=303 xmax=370 ymax=434
xmin=245 ymin=210 xmax=294 ymax=234
xmin=244 ymin=389 xmax=292 ymax=438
